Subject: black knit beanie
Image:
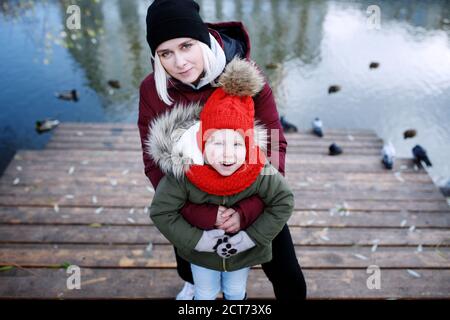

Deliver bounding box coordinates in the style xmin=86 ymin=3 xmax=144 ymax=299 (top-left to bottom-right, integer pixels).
xmin=146 ymin=0 xmax=211 ymax=55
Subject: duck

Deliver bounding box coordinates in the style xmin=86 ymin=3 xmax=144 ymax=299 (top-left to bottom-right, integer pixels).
xmin=265 ymin=62 xmax=281 ymax=69
xmin=107 ymin=80 xmax=121 ymax=89
xmin=35 ymin=119 xmax=60 ymax=133
xmin=403 ymin=129 xmax=417 ymax=139
xmin=55 ymin=89 xmax=78 ymax=101
xmin=328 ymin=85 xmax=341 ymax=94
xmin=369 ymin=62 xmax=380 ymax=69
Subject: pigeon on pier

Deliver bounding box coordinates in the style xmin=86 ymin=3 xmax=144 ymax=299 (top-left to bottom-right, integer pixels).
xmin=312 ymin=117 xmax=323 ymax=137
xmin=412 ymin=145 xmax=432 ymax=167
xmin=329 ymin=143 xmax=343 ymax=156
xmin=381 ymin=141 xmax=396 ymax=170
xmin=280 ymin=116 xmax=298 ymax=133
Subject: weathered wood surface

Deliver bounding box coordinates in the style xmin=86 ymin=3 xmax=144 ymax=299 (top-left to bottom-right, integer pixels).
xmin=0 ymin=123 xmax=449 ymax=299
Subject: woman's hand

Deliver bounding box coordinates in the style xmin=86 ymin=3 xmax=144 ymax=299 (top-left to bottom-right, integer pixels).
xmin=215 ymin=206 xmax=227 ymax=226
xmin=216 ymin=208 xmax=241 ymax=234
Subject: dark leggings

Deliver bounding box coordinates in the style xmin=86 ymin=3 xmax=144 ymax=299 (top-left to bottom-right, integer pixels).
xmin=174 ymin=224 xmax=307 ymax=300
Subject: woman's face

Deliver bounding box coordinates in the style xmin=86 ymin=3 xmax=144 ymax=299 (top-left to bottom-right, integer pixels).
xmin=204 ymin=129 xmax=246 ymax=176
xmin=156 ymin=37 xmax=204 ymax=84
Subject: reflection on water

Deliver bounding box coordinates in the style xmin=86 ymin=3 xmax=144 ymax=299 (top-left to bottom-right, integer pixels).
xmin=0 ymin=0 xmax=449 ymax=186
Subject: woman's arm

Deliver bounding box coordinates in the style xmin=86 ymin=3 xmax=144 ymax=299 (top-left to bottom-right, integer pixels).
xmin=245 ymin=167 xmax=294 ymax=247
xmin=149 ymin=175 xmax=203 ymax=252
xmin=254 ymin=82 xmax=288 ymax=176
xmin=138 ymin=81 xmax=165 ymax=188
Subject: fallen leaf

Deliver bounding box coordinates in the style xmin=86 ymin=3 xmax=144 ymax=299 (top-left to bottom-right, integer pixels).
xmin=89 ymin=223 xmax=102 ymax=228
xmin=0 ymin=266 xmax=14 ymax=272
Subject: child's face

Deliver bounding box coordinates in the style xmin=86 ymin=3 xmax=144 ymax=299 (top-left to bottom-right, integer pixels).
xmin=204 ymin=129 xmax=246 ymax=176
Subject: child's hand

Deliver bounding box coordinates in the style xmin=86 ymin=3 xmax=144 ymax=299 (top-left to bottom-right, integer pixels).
xmin=216 ymin=209 xmax=241 ymax=234
xmin=215 ymin=206 xmax=228 ymax=226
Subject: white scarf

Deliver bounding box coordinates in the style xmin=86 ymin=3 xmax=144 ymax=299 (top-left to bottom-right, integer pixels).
xmin=186 ymin=33 xmax=226 ymax=90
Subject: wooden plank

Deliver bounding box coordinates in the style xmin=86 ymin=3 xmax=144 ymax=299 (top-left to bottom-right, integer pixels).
xmin=0 ymin=207 xmax=448 ymax=228
xmin=44 ymin=142 xmax=384 ymax=155
xmin=7 ymin=153 xmax=415 ymax=166
xmin=0 ymin=244 xmax=448 ymax=269
xmin=0 ymin=174 xmax=435 ymax=193
xmin=0 ymin=268 xmax=448 ymax=299
xmin=0 ymin=225 xmax=448 ymax=246
xmin=51 ymin=130 xmax=383 ymax=143
xmin=1 ymin=193 xmax=448 ymax=211
xmin=56 ymin=122 xmax=378 ymax=134
xmin=0 ymin=182 xmax=445 ymax=200
xmin=0 ymin=178 xmax=442 ymax=197
xmin=47 ymin=135 xmax=384 ymax=148
xmin=55 ymin=122 xmax=377 ymax=134
xmin=3 ymin=158 xmax=423 ymax=174
xmin=1 ymin=180 xmax=441 ymax=197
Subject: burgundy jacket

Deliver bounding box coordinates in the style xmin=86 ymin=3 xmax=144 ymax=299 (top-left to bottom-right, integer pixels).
xmin=138 ymin=22 xmax=287 ymax=230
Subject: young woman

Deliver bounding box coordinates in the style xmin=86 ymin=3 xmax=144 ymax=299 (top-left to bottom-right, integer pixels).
xmin=138 ymin=0 xmax=306 ymax=300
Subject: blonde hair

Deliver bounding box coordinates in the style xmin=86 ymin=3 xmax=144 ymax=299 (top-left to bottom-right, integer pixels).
xmin=151 ymin=34 xmax=225 ymax=106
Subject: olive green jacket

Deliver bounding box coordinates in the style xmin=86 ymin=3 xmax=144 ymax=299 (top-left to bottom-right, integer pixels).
xmin=150 ymin=163 xmax=294 ymax=272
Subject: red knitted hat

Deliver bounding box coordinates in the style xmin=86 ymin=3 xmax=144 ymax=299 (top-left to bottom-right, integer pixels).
xmin=186 ymin=58 xmax=267 ymax=196
xmin=197 ymin=87 xmax=255 ymax=153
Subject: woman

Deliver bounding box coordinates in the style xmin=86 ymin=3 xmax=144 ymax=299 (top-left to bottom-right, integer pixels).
xmin=138 ymin=0 xmax=307 ymax=300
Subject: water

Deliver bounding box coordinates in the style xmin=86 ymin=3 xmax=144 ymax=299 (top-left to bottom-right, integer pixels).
xmin=0 ymin=0 xmax=449 ymax=187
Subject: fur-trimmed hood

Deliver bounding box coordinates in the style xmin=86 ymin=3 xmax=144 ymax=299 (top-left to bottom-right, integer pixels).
xmin=145 ymin=103 xmax=267 ymax=180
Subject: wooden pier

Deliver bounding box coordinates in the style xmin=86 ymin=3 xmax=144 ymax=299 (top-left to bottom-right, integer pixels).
xmin=0 ymin=123 xmax=449 ymax=299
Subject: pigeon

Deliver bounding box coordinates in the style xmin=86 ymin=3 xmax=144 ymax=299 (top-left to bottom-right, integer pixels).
xmin=403 ymin=129 xmax=417 ymax=139
xmin=412 ymin=145 xmax=432 ymax=167
xmin=312 ymin=117 xmax=323 ymax=137
xmin=55 ymin=89 xmax=78 ymax=101
xmin=381 ymin=141 xmax=396 ymax=170
xmin=107 ymin=80 xmax=121 ymax=89
xmin=369 ymin=62 xmax=380 ymax=69
xmin=328 ymin=85 xmax=341 ymax=94
xmin=280 ymin=116 xmax=298 ymax=133
xmin=36 ymin=119 xmax=60 ymax=133
xmin=329 ymin=143 xmax=343 ymax=156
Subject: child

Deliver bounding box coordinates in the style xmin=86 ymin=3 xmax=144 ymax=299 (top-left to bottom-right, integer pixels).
xmin=147 ymin=58 xmax=294 ymax=300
